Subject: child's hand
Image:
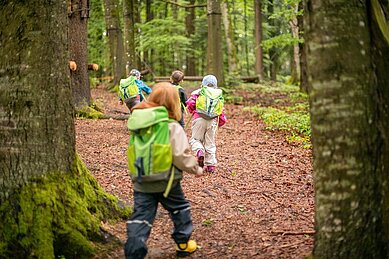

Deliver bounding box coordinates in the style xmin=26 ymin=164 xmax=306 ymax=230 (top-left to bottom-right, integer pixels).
xmin=195 ymin=167 xmax=203 ymax=177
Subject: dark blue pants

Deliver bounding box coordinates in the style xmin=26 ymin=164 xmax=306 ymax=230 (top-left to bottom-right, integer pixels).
xmin=124 ymin=183 xmax=193 ymax=259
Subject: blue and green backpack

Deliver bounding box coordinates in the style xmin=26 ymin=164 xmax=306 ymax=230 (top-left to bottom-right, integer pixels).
xmin=127 ymin=106 xmax=175 ymax=197
xmin=119 ymin=75 xmax=139 ymax=100
xmin=195 ymin=87 xmax=224 ymax=119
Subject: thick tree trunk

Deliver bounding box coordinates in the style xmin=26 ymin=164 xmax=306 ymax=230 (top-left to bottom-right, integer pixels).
xmin=0 ymin=1 xmax=75 ymax=185
xmin=207 ymin=0 xmax=224 ymax=87
xmin=254 ymin=0 xmax=264 ymax=81
xmin=305 ymin=0 xmax=389 ymax=257
xmin=221 ymin=0 xmax=238 ymax=76
xmin=103 ymin=0 xmax=126 ymax=87
xmin=69 ymin=0 xmax=92 ymax=108
xmin=0 ymin=2 xmax=130 ymax=257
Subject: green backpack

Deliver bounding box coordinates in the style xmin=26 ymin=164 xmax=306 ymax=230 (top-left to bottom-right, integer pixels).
xmin=195 ymin=87 xmax=224 ymax=119
xmin=127 ymin=106 xmax=175 ymax=197
xmin=119 ymin=76 xmax=139 ymax=100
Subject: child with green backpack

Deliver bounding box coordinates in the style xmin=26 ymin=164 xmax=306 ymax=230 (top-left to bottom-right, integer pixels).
xmin=118 ymin=69 xmax=152 ymax=111
xmin=186 ymin=75 xmax=227 ymax=173
xmin=124 ymin=83 xmax=203 ymax=259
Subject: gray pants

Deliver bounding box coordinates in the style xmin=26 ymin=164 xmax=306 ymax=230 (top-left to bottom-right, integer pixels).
xmin=124 ymin=97 xmax=140 ymax=111
xmin=189 ymin=117 xmax=218 ymax=166
xmin=124 ymin=183 xmax=193 ymax=259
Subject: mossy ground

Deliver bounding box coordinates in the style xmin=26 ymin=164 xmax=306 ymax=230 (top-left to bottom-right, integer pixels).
xmin=0 ymin=154 xmax=131 ymax=258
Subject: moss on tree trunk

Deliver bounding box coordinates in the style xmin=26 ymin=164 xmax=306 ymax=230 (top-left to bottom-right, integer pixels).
xmin=0 ymin=154 xmax=131 ymax=258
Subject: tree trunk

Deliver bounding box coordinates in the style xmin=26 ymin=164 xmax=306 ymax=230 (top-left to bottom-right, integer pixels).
xmin=0 ymin=1 xmax=130 ymax=257
xmin=221 ymin=0 xmax=238 ymax=77
xmin=305 ymin=0 xmax=389 ymax=257
xmin=144 ymin=0 xmax=154 ymax=75
xmin=298 ymin=0 xmax=309 ymax=93
xmin=244 ymin=0 xmax=250 ymax=75
xmin=185 ymin=0 xmax=197 ymax=76
xmin=133 ymin=0 xmax=142 ymax=69
xmin=207 ymin=0 xmax=224 ymax=87
xmin=69 ymin=0 xmax=92 ymax=108
xmin=254 ymin=0 xmax=264 ymax=81
xmin=123 ymin=0 xmax=137 ymax=75
xmin=289 ymin=9 xmax=300 ymax=85
xmin=268 ymin=0 xmax=278 ymax=81
xmin=103 ymin=0 xmax=126 ymax=87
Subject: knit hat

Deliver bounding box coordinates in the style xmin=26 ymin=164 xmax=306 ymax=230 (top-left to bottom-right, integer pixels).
xmin=201 ymin=75 xmax=218 ymax=88
xmin=129 ymin=69 xmax=141 ymax=78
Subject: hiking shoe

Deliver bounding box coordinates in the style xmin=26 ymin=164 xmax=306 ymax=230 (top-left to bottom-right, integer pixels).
xmin=176 ymin=240 xmax=197 ymax=257
xmin=206 ymin=166 xmax=215 ymax=173
xmin=196 ymin=150 xmax=204 ymax=167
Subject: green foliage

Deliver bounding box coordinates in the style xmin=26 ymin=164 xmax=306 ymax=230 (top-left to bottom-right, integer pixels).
xmin=88 ymin=0 xmax=109 ymax=74
xmin=202 ymin=218 xmax=214 ymax=226
xmin=247 ymin=106 xmax=310 ymax=136
xmin=261 ymin=34 xmax=302 ymax=51
xmin=225 ymin=95 xmax=244 ymax=105
xmin=138 ymin=18 xmax=190 ymax=51
xmin=242 ymin=82 xmax=311 ymax=148
xmin=0 ymin=154 xmax=131 ymax=258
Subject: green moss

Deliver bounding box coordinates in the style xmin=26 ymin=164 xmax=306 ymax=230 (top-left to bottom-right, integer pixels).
xmin=76 ymin=105 xmax=104 ymax=119
xmin=0 ymin=154 xmax=131 ymax=258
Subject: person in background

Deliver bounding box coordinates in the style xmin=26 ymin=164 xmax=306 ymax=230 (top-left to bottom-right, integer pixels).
xmin=186 ymin=75 xmax=227 ymax=173
xmin=170 ymin=70 xmax=187 ymax=128
xmin=129 ymin=69 xmax=152 ymax=101
xmin=124 ymin=83 xmax=203 ymax=259
xmin=118 ymin=69 xmax=152 ymax=111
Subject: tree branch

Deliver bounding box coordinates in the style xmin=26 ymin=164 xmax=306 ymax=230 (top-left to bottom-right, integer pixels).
xmin=161 ymin=0 xmax=206 ymax=8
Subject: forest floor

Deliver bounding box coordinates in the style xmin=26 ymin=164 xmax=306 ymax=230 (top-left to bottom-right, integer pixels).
xmin=75 ymin=83 xmax=314 ymax=259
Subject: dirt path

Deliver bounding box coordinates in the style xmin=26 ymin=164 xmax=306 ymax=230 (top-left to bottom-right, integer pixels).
xmin=75 ymin=86 xmax=314 ymax=258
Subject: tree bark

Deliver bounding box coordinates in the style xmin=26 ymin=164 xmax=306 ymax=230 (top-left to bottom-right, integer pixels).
xmin=268 ymin=0 xmax=278 ymax=81
xmin=305 ymin=0 xmax=389 ymax=257
xmin=221 ymin=0 xmax=238 ymax=76
xmin=69 ymin=0 xmax=92 ymax=108
xmin=0 ymin=1 xmax=130 ymax=257
xmin=289 ymin=7 xmax=300 ymax=85
xmin=103 ymin=0 xmax=126 ymax=87
xmin=254 ymin=0 xmax=264 ymax=81
xmin=185 ymin=0 xmax=197 ymax=76
xmin=207 ymin=0 xmax=224 ymax=87
xmin=298 ymin=0 xmax=309 ymax=93
xmin=123 ymin=0 xmax=137 ymax=75
xmin=143 ymin=0 xmax=154 ymax=75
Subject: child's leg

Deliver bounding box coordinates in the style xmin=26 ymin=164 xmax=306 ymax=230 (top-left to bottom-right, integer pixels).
xmin=124 ymin=191 xmax=158 ymax=259
xmin=189 ymin=118 xmax=207 ymax=153
xmin=159 ymin=183 xmax=193 ymax=244
xmin=204 ymin=120 xmax=218 ymax=166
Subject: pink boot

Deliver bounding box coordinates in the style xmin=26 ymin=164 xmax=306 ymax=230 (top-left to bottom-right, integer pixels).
xmin=196 ymin=150 xmax=204 ymax=167
xmin=205 ymin=166 xmax=215 ymax=173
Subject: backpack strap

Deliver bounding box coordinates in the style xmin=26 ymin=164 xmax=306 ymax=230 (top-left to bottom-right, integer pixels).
xmin=163 ymin=166 xmax=175 ymax=198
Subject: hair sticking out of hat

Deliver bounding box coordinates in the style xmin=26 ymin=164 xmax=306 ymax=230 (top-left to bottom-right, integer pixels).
xmin=201 ymin=75 xmax=218 ymax=88
xmin=129 ymin=69 xmax=141 ymax=79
